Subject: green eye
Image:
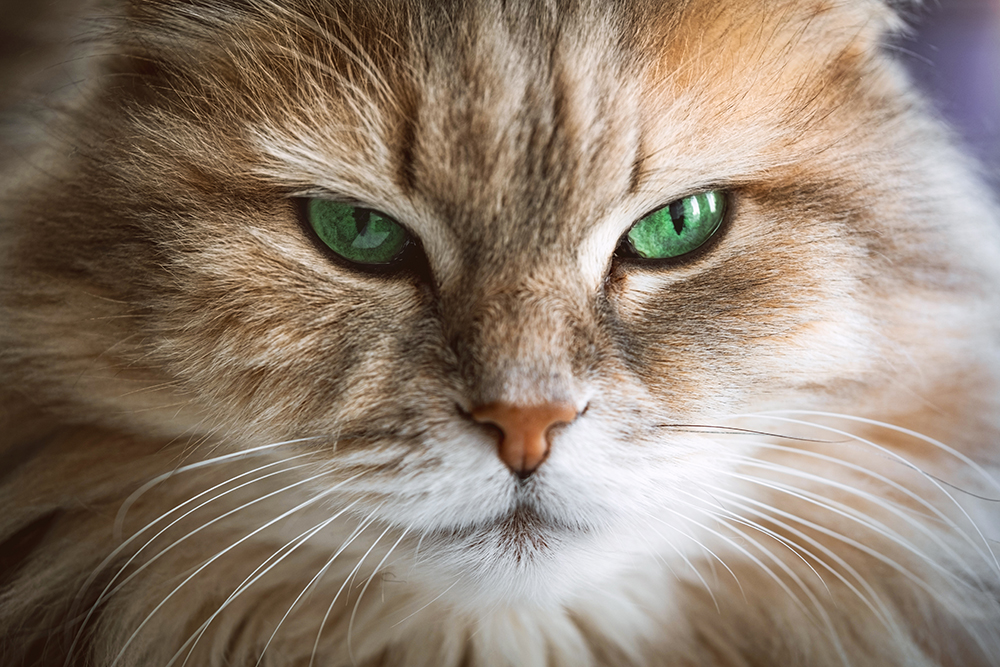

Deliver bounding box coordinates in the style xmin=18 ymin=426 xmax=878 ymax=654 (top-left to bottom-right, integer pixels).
xmin=305 ymin=199 xmax=410 ymax=265
xmin=626 ymin=190 xmax=727 ymax=260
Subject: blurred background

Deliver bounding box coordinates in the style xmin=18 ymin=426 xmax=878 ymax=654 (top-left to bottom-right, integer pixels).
xmin=904 ymin=0 xmax=1000 ymax=188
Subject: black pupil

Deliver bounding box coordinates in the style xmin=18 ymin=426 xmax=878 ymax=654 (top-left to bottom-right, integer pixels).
xmin=353 ymin=208 xmax=373 ymax=236
xmin=668 ymin=200 xmax=686 ymax=235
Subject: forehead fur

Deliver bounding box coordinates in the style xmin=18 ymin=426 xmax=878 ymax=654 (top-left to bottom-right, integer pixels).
xmin=114 ymin=0 xmax=907 ymax=277
xmin=117 ymin=0 xmax=904 ymax=182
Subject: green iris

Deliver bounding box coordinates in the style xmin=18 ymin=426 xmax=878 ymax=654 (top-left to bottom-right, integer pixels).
xmin=306 ymin=199 xmax=410 ymax=265
xmin=626 ymin=190 xmax=726 ymax=260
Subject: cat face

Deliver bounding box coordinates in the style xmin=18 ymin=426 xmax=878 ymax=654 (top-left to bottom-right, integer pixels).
xmin=5 ymin=0 xmax=997 ymax=621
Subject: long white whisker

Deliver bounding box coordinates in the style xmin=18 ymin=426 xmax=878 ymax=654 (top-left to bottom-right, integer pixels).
xmin=756 ymin=411 xmax=1000 ymax=495
xmin=632 ymin=518 xmax=683 ymax=581
xmin=389 ymin=578 xmax=461 ymax=630
xmin=309 ymin=521 xmax=392 ymax=667
xmin=675 ymin=500 xmax=850 ymax=666
xmin=679 ymin=489 xmax=832 ymax=597
xmin=80 ymin=455 xmax=308 ymax=610
xmin=171 ymin=499 xmax=363 ymax=667
xmin=721 ymin=454 xmax=987 ymax=582
xmin=347 ymin=527 xmax=410 ymax=664
xmin=113 ymin=435 xmax=328 ymax=534
xmin=67 ymin=458 xmax=314 ymax=667
xmin=716 ymin=469 xmax=976 ymax=606
xmin=698 ymin=483 xmax=903 ymax=632
xmin=733 ymin=439 xmax=990 ymax=565
xmin=406 ymin=530 xmax=428 ymax=579
xmin=728 ymin=467 xmax=956 ymax=576
xmin=635 ymin=512 xmax=720 ymax=610
xmin=737 ymin=413 xmax=1000 ymax=573
xmin=108 ymin=471 xmax=364 ymax=667
xmin=174 ymin=522 xmax=331 ymax=667
xmin=252 ymin=503 xmax=386 ymax=667
xmin=94 ymin=462 xmax=322 ymax=612
xmin=641 ymin=510 xmax=746 ymax=601
xmin=654 ymin=502 xmax=815 ymax=619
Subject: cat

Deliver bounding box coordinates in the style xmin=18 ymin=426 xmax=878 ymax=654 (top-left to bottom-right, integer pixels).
xmin=1 ymin=0 xmax=999 ymax=665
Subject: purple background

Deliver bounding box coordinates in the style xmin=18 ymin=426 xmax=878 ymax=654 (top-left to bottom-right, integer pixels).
xmin=904 ymin=0 xmax=1000 ymax=188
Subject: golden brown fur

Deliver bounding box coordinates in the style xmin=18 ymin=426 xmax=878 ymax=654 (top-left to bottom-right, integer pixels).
xmin=2 ymin=1 xmax=999 ymax=665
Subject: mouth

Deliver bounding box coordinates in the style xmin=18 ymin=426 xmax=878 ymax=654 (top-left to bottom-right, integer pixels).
xmin=433 ymin=503 xmax=586 ymax=557
xmin=487 ymin=506 xmax=554 ymax=551
xmin=410 ymin=502 xmax=613 ymax=608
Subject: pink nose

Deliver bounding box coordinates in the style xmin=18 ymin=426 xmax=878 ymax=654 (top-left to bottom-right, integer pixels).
xmin=471 ymin=401 xmax=579 ymax=477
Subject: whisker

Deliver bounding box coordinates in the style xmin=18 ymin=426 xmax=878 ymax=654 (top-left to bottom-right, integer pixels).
xmin=654 ymin=423 xmax=839 ymax=443
xmin=170 ymin=499 xmax=363 ymax=667
xmin=67 ymin=458 xmax=314 ymax=667
xmin=735 ymin=413 xmax=1000 ymax=574
xmin=93 ymin=461 xmax=318 ymax=609
xmin=673 ymin=499 xmax=850 ymax=666
xmin=692 ymin=493 xmax=832 ymax=596
xmin=724 ymin=452 xmax=993 ymax=579
xmin=347 ymin=527 xmax=410 ymax=664
xmin=716 ymin=468 xmax=979 ymax=608
xmin=107 ymin=471 xmax=365 ymax=667
xmin=114 ymin=435 xmax=329 ymax=534
xmin=635 ymin=512 xmax=720 ymax=610
xmin=309 ymin=520 xmax=392 ymax=667
xmin=389 ymin=578 xmax=461 ymax=630
xmin=750 ymin=411 xmax=1000 ymax=496
xmin=83 ymin=456 xmax=307 ymax=607
xmin=252 ymin=503 xmax=385 ymax=667
xmin=691 ymin=484 xmax=898 ymax=631
xmin=640 ymin=510 xmax=746 ymax=601
xmin=661 ymin=504 xmax=822 ymax=616
xmin=736 ymin=440 xmax=983 ymax=549
xmin=406 ymin=530 xmax=428 ymax=579
xmin=630 ymin=520 xmax=688 ymax=585
xmin=668 ymin=500 xmax=820 ymax=618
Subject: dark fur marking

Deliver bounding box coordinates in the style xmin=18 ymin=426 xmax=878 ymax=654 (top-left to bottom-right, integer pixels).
xmin=0 ymin=510 xmax=62 ymax=591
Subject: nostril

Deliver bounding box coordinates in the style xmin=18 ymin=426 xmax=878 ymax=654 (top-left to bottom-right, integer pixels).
xmin=469 ymin=401 xmax=579 ymax=477
xmin=477 ymin=420 xmax=504 ymax=444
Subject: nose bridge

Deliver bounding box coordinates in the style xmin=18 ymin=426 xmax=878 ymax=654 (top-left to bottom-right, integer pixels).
xmin=456 ymin=276 xmax=582 ymax=405
xmin=447 ymin=270 xmax=594 ymax=477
